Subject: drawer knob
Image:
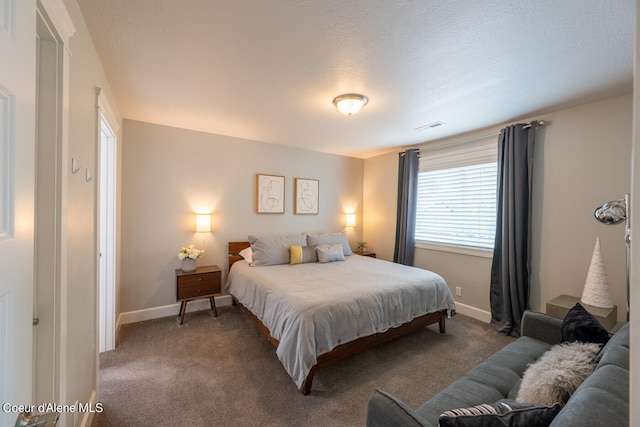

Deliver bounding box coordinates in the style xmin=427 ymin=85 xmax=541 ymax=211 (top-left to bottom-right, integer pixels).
xmin=198 ymin=278 xmax=202 ymax=282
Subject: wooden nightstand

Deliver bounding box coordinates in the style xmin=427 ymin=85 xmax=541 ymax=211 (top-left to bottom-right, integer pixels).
xmin=354 ymin=250 xmax=376 ymax=258
xmin=176 ymin=265 xmax=221 ymax=324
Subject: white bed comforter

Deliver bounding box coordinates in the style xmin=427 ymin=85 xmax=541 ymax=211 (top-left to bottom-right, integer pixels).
xmin=226 ymin=255 xmax=456 ymax=389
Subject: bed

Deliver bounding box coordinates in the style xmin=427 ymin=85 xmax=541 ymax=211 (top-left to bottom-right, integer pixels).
xmin=226 ymin=235 xmax=456 ymax=395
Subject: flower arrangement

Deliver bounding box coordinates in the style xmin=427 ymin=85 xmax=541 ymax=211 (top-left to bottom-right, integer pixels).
xmin=356 ymin=241 xmax=368 ymax=251
xmin=178 ymin=245 xmax=205 ymax=260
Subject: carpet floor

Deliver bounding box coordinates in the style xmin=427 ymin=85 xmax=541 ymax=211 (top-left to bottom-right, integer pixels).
xmin=92 ymin=306 xmax=513 ymax=427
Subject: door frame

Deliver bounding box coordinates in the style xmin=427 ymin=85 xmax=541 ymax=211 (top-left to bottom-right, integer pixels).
xmin=33 ymin=0 xmax=75 ymax=412
xmin=96 ymin=88 xmax=119 ymax=354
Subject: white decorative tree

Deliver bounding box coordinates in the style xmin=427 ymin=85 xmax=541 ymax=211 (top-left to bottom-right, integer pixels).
xmin=581 ymin=237 xmax=614 ymax=309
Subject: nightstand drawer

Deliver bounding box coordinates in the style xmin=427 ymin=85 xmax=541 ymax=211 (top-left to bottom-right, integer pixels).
xmin=177 ymin=272 xmax=220 ymax=300
xmin=175 ymin=265 xmax=221 ymax=323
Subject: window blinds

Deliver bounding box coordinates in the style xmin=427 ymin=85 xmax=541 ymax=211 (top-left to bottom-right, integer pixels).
xmin=415 ymin=141 xmax=497 ymax=250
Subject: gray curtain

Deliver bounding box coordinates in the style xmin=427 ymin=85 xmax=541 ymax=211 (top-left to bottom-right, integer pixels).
xmin=490 ymin=122 xmax=538 ymax=337
xmin=393 ymin=149 xmax=420 ymax=265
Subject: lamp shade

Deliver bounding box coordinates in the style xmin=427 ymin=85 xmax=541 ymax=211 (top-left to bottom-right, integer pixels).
xmin=346 ymin=213 xmax=356 ymax=227
xmin=333 ymin=94 xmax=368 ymax=116
xmin=195 ymin=213 xmax=211 ymax=233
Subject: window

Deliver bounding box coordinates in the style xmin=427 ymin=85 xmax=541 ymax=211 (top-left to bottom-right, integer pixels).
xmin=415 ymin=138 xmax=497 ymax=254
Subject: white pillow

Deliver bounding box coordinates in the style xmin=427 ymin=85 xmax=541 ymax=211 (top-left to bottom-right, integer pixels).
xmin=316 ymin=243 xmax=346 ymax=263
xmin=238 ymin=247 xmax=253 ymax=264
xmin=307 ymin=231 xmax=353 ymax=256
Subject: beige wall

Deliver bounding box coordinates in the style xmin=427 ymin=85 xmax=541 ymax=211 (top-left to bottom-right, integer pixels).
xmin=120 ymin=120 xmax=364 ymax=313
xmin=362 ymin=153 xmax=399 ymax=261
xmin=531 ymin=95 xmax=631 ymax=322
xmin=364 ymin=94 xmax=632 ymax=323
xmin=64 ymin=0 xmax=122 ymax=418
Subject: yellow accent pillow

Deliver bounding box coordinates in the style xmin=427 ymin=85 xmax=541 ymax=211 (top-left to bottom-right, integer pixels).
xmin=290 ymin=245 xmax=303 ymax=265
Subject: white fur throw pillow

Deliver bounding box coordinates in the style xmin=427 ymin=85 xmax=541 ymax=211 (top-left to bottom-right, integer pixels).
xmin=516 ymin=342 xmax=600 ymax=405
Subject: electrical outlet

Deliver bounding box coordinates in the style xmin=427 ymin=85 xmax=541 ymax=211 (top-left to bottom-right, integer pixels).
xmin=455 ymin=287 xmax=462 ymax=297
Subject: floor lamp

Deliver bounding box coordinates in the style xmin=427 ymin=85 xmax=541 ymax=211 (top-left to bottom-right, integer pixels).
xmin=594 ymin=194 xmax=631 ymax=316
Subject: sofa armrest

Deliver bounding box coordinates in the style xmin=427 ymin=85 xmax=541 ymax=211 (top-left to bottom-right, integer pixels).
xmin=520 ymin=311 xmax=562 ymax=345
xmin=366 ymin=389 xmax=434 ymax=427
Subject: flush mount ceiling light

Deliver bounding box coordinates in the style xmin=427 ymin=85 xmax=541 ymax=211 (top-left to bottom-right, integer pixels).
xmin=332 ymin=93 xmax=368 ymax=116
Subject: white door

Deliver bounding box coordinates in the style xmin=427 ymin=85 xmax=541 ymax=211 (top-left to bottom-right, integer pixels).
xmin=0 ymin=1 xmax=38 ymax=426
xmin=98 ymin=113 xmax=117 ymax=353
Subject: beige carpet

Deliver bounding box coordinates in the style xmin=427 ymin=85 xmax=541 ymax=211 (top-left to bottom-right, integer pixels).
xmin=92 ymin=306 xmax=513 ymax=427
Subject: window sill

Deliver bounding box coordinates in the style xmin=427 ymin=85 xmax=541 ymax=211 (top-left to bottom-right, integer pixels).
xmin=415 ymin=242 xmax=494 ymax=258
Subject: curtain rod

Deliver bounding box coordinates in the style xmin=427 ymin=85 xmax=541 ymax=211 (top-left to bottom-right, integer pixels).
xmin=523 ymin=119 xmax=546 ymax=129
xmin=418 ymin=119 xmax=546 ymax=152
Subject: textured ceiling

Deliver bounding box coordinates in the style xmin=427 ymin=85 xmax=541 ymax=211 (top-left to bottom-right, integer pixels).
xmin=78 ymin=0 xmax=634 ymax=159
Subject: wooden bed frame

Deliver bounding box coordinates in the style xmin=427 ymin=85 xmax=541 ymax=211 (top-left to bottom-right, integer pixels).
xmin=228 ymin=241 xmax=447 ymax=395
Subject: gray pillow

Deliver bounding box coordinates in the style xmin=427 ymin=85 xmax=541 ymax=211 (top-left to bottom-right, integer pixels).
xmin=307 ymin=231 xmax=353 ymax=256
xmin=316 ymin=244 xmax=345 ymax=263
xmin=301 ymin=245 xmax=319 ymax=263
xmin=248 ymin=233 xmax=307 ymax=266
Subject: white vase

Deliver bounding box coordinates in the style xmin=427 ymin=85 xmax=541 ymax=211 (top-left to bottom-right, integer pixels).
xmin=181 ymin=258 xmax=197 ymax=272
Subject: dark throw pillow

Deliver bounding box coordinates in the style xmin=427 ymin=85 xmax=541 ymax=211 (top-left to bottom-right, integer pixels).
xmin=561 ymin=303 xmax=610 ymax=345
xmin=438 ymin=401 xmax=562 ymax=427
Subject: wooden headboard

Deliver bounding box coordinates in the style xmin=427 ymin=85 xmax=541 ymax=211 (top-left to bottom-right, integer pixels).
xmin=228 ymin=241 xmax=251 ymax=269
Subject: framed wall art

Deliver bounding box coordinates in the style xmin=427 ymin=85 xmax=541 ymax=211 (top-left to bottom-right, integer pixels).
xmin=256 ymin=173 xmax=285 ymax=214
xmin=294 ymin=178 xmax=319 ymax=215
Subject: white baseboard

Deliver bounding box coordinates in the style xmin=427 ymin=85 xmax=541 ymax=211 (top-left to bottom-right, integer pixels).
xmin=77 ymin=389 xmax=98 ymax=427
xmin=116 ymin=296 xmax=488 ymax=328
xmin=454 ymin=301 xmax=491 ymax=323
xmin=118 ymin=295 xmax=234 ymax=326
xmin=115 ymin=314 xmax=122 ymax=339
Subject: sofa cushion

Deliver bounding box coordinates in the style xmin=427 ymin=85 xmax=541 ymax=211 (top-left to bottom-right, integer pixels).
xmin=560 ymin=303 xmax=610 ymax=345
xmin=594 ymin=322 xmax=629 ymax=369
xmin=438 ymin=401 xmax=562 ymax=427
xmin=550 ymin=364 xmax=629 ymax=427
xmin=414 ymin=337 xmax=552 ymax=423
xmin=550 ymin=323 xmax=629 ymax=426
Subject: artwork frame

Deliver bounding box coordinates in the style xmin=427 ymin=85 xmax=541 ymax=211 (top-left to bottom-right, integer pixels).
xmin=294 ymin=178 xmax=319 ymax=215
xmin=256 ymin=173 xmax=285 ymax=214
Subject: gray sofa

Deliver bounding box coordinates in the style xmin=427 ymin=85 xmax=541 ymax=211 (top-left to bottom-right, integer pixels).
xmin=366 ymin=311 xmax=629 ymax=427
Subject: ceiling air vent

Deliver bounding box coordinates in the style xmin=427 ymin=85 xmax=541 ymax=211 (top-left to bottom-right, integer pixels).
xmin=414 ymin=121 xmax=445 ymax=131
